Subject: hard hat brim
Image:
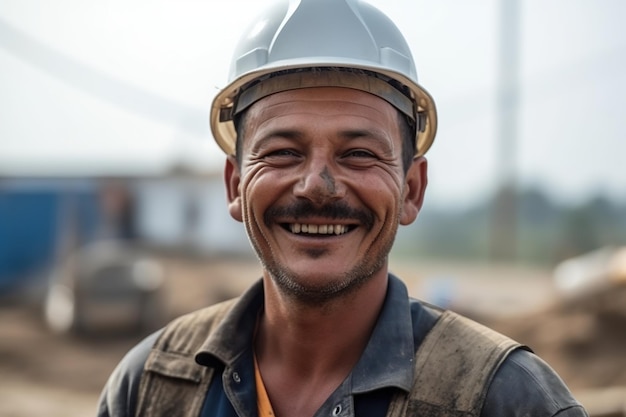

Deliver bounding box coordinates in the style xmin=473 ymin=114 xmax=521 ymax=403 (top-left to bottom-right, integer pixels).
xmin=210 ymin=60 xmax=437 ymax=157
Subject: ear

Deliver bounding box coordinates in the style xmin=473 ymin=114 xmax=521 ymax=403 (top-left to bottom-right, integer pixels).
xmin=400 ymin=156 xmax=428 ymax=225
xmin=224 ymin=156 xmax=243 ymax=222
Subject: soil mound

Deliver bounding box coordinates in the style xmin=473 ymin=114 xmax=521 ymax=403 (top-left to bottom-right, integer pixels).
xmin=485 ymin=283 xmax=626 ymax=390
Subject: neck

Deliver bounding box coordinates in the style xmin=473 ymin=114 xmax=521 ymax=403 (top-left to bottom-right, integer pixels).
xmin=256 ymin=267 xmax=389 ymax=378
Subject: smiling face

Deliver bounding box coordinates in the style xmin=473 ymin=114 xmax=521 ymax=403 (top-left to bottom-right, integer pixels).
xmin=225 ymin=86 xmax=427 ymax=304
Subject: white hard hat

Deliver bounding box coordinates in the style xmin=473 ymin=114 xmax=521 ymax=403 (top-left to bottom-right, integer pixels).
xmin=210 ymin=0 xmax=437 ymax=157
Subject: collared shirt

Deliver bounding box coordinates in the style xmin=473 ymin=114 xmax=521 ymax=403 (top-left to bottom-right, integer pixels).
xmin=98 ymin=275 xmax=588 ymax=417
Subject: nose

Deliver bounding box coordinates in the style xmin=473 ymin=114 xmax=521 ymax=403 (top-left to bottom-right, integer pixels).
xmin=293 ymin=163 xmax=345 ymax=205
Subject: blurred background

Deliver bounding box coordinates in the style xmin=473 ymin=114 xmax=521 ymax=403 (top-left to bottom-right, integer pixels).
xmin=1 ymin=0 xmax=625 ymax=415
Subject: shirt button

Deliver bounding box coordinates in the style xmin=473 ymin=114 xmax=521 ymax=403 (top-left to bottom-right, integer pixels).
xmin=232 ymin=372 xmax=241 ymax=383
xmin=332 ymin=404 xmax=342 ymax=416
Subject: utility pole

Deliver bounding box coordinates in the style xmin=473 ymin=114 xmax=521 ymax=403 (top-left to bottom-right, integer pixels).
xmin=490 ymin=0 xmax=520 ymax=261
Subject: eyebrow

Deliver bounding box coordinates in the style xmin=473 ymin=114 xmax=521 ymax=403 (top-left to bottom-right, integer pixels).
xmin=338 ymin=128 xmax=396 ymax=154
xmin=249 ymin=128 xmax=302 ymax=151
xmin=262 ymin=128 xmax=302 ymax=140
xmin=338 ymin=128 xmax=387 ymax=140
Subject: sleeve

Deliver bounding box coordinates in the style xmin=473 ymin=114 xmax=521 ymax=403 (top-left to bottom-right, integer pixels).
xmin=96 ymin=330 xmax=162 ymax=417
xmin=481 ymin=349 xmax=589 ymax=417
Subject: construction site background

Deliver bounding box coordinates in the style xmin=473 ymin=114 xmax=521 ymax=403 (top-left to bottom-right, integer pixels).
xmin=1 ymin=177 xmax=625 ymax=417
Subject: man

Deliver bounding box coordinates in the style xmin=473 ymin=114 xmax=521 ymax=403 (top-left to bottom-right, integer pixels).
xmin=98 ymin=0 xmax=588 ymax=416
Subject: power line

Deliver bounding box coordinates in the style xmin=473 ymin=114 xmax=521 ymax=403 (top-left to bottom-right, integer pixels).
xmin=0 ymin=17 xmax=209 ymax=138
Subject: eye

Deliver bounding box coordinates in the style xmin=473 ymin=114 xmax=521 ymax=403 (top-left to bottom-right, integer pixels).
xmin=262 ymin=148 xmax=302 ymax=165
xmin=344 ymin=149 xmax=376 ymax=159
xmin=265 ymin=149 xmax=300 ymax=158
xmin=340 ymin=149 xmax=379 ymax=168
xmin=271 ymin=149 xmax=298 ymax=157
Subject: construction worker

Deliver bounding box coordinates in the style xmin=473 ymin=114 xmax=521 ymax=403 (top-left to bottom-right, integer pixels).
xmin=98 ymin=0 xmax=588 ymax=416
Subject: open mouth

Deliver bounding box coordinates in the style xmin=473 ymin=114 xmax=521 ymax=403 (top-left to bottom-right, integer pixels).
xmin=282 ymin=223 xmax=355 ymax=236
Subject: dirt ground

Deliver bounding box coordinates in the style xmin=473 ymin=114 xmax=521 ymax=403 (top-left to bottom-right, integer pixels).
xmin=1 ymin=257 xmax=624 ymax=416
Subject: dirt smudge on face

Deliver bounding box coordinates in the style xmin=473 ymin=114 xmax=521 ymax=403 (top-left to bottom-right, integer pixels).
xmin=320 ymin=166 xmax=336 ymax=195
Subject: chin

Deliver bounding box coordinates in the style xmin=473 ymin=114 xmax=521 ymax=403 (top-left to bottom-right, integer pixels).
xmin=266 ymin=262 xmax=383 ymax=305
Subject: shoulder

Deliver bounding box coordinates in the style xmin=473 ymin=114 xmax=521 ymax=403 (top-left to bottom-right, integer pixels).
xmin=157 ymin=298 xmax=239 ymax=353
xmin=97 ymin=330 xmax=162 ymax=417
xmin=482 ymin=348 xmax=589 ymax=417
xmin=405 ymin=299 xmax=588 ymax=416
xmin=96 ymin=298 xmax=242 ymax=417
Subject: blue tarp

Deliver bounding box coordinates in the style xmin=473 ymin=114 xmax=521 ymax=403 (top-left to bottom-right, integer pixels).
xmin=0 ymin=181 xmax=100 ymax=294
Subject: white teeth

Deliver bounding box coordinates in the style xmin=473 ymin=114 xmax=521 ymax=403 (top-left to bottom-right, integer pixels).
xmin=289 ymin=223 xmax=348 ymax=235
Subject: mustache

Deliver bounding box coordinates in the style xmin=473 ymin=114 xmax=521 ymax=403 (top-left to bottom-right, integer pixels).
xmin=264 ymin=200 xmax=375 ymax=230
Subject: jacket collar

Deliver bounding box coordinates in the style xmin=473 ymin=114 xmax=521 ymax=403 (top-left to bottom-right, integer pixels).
xmin=351 ymin=274 xmax=415 ymax=393
xmin=194 ymin=279 xmax=264 ymax=368
xmin=195 ymin=274 xmax=415 ymax=393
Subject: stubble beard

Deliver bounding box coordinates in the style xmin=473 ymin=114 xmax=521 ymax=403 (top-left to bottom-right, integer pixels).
xmin=252 ymin=227 xmax=398 ymax=306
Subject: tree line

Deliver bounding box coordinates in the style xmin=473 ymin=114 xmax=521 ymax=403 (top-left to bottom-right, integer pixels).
xmin=395 ymin=186 xmax=626 ymax=266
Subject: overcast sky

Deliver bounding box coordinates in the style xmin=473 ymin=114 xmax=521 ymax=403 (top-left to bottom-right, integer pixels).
xmin=1 ymin=0 xmax=625 ymax=206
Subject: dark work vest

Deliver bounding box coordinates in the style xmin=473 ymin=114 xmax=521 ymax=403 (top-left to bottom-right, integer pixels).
xmin=135 ymin=301 xmax=522 ymax=417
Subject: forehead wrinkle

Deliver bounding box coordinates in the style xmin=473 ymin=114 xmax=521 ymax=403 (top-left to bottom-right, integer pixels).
xmin=252 ymin=99 xmax=395 ymax=130
xmin=250 ymin=108 xmax=384 ymax=137
xmin=258 ymin=97 xmax=394 ymax=119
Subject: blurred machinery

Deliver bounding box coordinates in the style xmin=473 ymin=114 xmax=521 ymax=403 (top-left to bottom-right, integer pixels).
xmin=43 ymin=240 xmax=165 ymax=336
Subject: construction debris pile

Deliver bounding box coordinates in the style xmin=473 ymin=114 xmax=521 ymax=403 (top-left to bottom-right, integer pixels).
xmin=485 ymin=247 xmax=626 ymax=415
